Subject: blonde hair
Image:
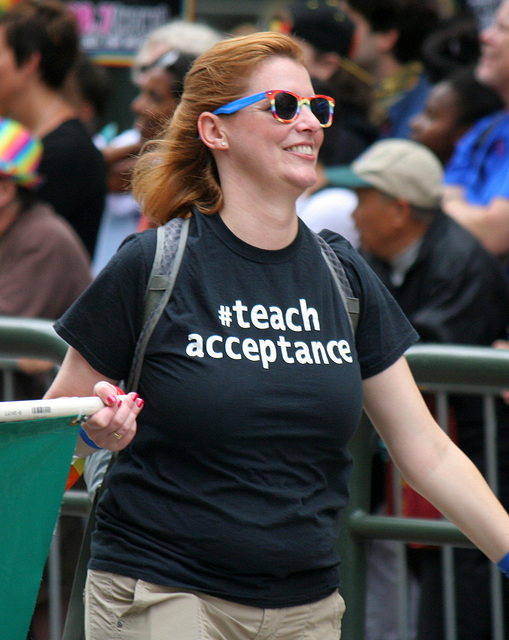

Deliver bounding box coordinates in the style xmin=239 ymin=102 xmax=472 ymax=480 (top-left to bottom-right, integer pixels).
xmin=131 ymin=31 xmax=304 ymax=225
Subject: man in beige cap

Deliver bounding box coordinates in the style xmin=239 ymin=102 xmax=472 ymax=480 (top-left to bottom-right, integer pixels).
xmin=327 ymin=139 xmax=443 ymax=269
xmin=328 ymin=138 xmax=509 ymax=640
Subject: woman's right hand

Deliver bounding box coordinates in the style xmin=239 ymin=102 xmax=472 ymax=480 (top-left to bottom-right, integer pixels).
xmin=80 ymin=381 xmax=144 ymax=451
xmin=44 ymin=347 xmax=146 ymax=455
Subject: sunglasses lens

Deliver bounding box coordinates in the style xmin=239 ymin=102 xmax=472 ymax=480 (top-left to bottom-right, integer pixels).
xmin=273 ymin=92 xmax=299 ymax=121
xmin=310 ymin=98 xmax=332 ymax=126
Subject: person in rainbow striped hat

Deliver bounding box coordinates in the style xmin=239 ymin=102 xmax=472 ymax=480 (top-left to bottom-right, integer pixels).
xmin=0 ymin=0 xmax=19 ymax=15
xmin=0 ymin=114 xmax=93 ymax=640
xmin=0 ymin=115 xmax=92 ymax=367
xmin=0 ymin=116 xmax=42 ymax=188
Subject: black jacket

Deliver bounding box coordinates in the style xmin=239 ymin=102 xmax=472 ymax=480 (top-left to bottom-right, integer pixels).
xmin=364 ymin=210 xmax=509 ymax=345
xmin=365 ymin=209 xmax=509 ymax=496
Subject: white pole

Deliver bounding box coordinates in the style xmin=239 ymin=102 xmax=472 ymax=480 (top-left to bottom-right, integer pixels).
xmin=0 ymin=396 xmax=121 ymax=422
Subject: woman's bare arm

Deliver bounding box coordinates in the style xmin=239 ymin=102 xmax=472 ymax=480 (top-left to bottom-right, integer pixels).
xmin=363 ymin=356 xmax=509 ymax=563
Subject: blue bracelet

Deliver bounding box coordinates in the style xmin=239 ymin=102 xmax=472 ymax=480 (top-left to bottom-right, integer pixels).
xmin=497 ymin=551 xmax=509 ymax=578
xmin=79 ymin=426 xmax=103 ymax=450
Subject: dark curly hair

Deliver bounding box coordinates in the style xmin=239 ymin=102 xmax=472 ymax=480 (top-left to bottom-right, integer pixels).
xmin=346 ymin=0 xmax=440 ymax=64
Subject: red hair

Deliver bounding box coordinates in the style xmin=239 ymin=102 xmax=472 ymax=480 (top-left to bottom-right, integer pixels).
xmin=131 ymin=31 xmax=304 ymax=225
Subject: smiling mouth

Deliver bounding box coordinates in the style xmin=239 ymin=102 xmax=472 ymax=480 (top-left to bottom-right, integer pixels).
xmin=286 ymin=144 xmax=314 ymax=155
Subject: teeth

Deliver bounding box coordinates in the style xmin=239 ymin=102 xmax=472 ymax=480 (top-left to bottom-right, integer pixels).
xmin=288 ymin=145 xmax=313 ymax=154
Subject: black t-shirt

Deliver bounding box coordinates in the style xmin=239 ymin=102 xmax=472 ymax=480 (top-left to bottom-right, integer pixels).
xmin=55 ymin=211 xmax=417 ymax=607
xmin=37 ymin=119 xmax=107 ymax=257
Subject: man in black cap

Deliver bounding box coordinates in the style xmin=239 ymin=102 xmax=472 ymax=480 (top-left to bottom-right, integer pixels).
xmin=290 ymin=0 xmax=358 ymax=80
xmin=288 ymin=0 xmax=378 ymax=165
xmin=343 ymin=0 xmax=440 ymax=138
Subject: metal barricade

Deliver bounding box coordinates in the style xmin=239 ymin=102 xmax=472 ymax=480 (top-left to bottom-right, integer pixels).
xmin=0 ymin=317 xmax=91 ymax=640
xmin=3 ymin=320 xmax=509 ymax=640
xmin=0 ymin=316 xmax=68 ymax=363
xmin=339 ymin=343 xmax=509 ymax=640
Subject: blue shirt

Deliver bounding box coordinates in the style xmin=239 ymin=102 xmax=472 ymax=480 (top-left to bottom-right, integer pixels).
xmin=384 ymin=72 xmax=431 ymax=139
xmin=444 ymin=110 xmax=509 ymax=205
xmin=376 ymin=70 xmax=431 ymax=139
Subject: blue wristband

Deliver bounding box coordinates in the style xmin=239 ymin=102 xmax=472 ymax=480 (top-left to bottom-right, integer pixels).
xmin=79 ymin=426 xmax=103 ymax=450
xmin=497 ymin=551 xmax=509 ymax=577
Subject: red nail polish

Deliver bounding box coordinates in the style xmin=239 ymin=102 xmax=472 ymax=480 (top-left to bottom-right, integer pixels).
xmin=117 ymin=398 xmax=123 ymax=408
xmin=136 ymin=398 xmax=145 ymax=408
xmin=130 ymin=392 xmax=139 ymax=401
xmin=107 ymin=395 xmax=116 ymax=405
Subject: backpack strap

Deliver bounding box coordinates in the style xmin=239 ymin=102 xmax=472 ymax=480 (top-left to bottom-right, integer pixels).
xmin=126 ymin=216 xmax=190 ymax=392
xmin=314 ymin=232 xmax=360 ymax=334
xmin=129 ymin=222 xmax=357 ymax=387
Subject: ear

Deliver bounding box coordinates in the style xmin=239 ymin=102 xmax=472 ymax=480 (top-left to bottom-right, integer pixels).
xmin=392 ymin=198 xmax=413 ymax=227
xmin=0 ymin=179 xmax=17 ymax=208
xmin=75 ymin=101 xmax=95 ymax=127
xmin=348 ymin=30 xmax=360 ymax=60
xmin=197 ymin=112 xmax=228 ymax=150
xmin=376 ymin=29 xmax=399 ymax=55
xmin=21 ymin=51 xmax=42 ymax=78
xmin=316 ymin=51 xmax=342 ymax=80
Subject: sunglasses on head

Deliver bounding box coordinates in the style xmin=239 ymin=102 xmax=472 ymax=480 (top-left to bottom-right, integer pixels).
xmin=212 ymin=90 xmax=335 ymax=128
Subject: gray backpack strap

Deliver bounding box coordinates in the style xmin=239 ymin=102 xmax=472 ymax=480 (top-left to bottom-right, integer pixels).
xmin=314 ymin=233 xmax=360 ymax=334
xmin=126 ymin=216 xmax=190 ymax=391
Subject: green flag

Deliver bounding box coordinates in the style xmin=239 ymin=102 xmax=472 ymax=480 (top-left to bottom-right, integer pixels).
xmin=0 ymin=414 xmax=80 ymax=640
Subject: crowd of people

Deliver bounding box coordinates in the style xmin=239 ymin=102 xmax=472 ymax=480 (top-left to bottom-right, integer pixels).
xmin=4 ymin=0 xmax=509 ymax=639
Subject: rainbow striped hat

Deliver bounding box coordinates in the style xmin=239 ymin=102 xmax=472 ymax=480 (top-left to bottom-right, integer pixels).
xmin=0 ymin=117 xmax=42 ymax=188
xmin=0 ymin=0 xmax=20 ymax=15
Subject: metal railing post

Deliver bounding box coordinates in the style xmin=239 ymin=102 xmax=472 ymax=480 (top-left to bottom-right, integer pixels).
xmin=338 ymin=414 xmax=376 ymax=640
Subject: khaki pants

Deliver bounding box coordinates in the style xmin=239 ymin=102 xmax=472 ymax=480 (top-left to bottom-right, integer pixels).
xmin=85 ymin=569 xmax=345 ymax=640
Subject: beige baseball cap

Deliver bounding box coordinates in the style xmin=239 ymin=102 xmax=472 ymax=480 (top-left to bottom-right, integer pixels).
xmin=326 ymin=139 xmax=444 ymax=209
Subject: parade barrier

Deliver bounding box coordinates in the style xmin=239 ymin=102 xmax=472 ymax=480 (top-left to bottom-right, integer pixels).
xmin=1 ymin=318 xmax=508 ymax=640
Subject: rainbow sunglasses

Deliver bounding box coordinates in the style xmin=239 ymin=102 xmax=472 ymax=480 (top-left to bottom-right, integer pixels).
xmin=213 ymin=90 xmax=335 ymax=128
